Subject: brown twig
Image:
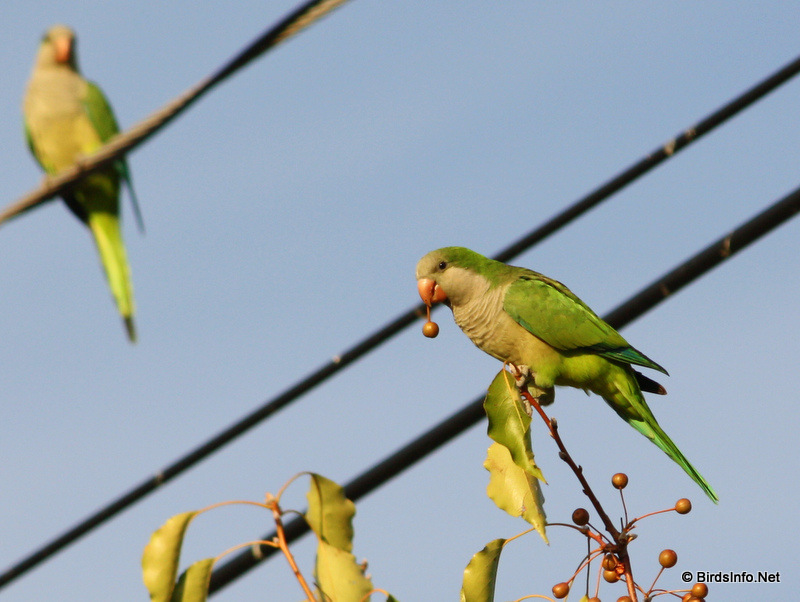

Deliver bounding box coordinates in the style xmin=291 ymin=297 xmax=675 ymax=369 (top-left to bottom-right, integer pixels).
xmin=546 ymin=523 xmax=608 ymax=548
xmin=266 ymin=495 xmax=316 ymax=601
xmin=646 ymin=565 xmax=667 ymax=598
xmin=521 ymin=389 xmax=642 ymax=600
xmin=631 ymin=506 xmax=678 ymax=524
xmin=622 ymin=556 xmax=638 ymax=601
xmin=521 ymin=390 xmax=621 ymax=541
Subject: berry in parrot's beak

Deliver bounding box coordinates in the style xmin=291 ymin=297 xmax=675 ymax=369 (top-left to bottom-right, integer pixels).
xmin=422 ymin=320 xmax=439 ymax=338
xmin=417 ymin=278 xmax=446 ymax=338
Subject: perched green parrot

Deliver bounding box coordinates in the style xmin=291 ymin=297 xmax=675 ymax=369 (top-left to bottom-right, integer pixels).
xmin=23 ymin=24 xmax=143 ymax=342
xmin=416 ymin=246 xmax=718 ymax=503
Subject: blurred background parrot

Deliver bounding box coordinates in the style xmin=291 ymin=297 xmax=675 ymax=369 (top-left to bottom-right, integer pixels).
xmin=23 ymin=24 xmax=143 ymax=342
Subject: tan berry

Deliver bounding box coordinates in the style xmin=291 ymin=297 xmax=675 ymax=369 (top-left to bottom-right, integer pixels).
xmin=572 ymin=507 xmax=590 ymax=526
xmin=691 ymin=582 xmax=708 ymax=598
xmin=552 ymin=582 xmax=570 ymax=599
xmin=659 ymin=549 xmax=678 ymax=568
xmin=422 ymin=321 xmax=439 ymax=338
xmin=611 ymin=473 xmax=629 ymax=489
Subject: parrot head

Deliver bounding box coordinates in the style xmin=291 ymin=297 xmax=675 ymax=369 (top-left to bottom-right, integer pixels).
xmin=38 ymin=25 xmax=78 ymax=70
xmin=415 ymin=246 xmax=497 ymax=309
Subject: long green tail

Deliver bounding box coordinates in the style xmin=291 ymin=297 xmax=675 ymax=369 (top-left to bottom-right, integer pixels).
xmin=88 ymin=211 xmax=136 ymax=342
xmin=627 ymin=407 xmax=718 ymax=503
xmin=605 ymin=370 xmax=718 ymax=503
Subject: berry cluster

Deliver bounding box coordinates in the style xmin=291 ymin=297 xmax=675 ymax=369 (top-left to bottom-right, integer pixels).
xmin=547 ymin=473 xmax=708 ymax=602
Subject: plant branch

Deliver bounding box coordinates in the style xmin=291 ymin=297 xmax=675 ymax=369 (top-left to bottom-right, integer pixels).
xmin=522 ymin=389 xmax=644 ymax=600
xmin=267 ymin=496 xmax=316 ymax=601
xmin=546 ymin=523 xmax=608 ymax=548
xmin=623 ymin=558 xmax=638 ymax=601
xmin=522 ymin=390 xmax=621 ymax=541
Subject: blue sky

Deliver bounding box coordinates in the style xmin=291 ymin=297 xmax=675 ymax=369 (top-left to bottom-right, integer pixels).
xmin=1 ymin=2 xmax=798 ymax=600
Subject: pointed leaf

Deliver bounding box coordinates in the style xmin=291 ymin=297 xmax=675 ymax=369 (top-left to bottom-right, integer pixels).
xmin=460 ymin=539 xmax=505 ymax=602
xmin=484 ymin=369 xmax=544 ymax=482
xmin=315 ymin=540 xmax=373 ymax=602
xmin=171 ymin=558 xmax=215 ymax=602
xmin=484 ymin=443 xmax=547 ymax=541
xmin=306 ymin=473 xmax=355 ymax=552
xmin=142 ymin=511 xmax=198 ymax=602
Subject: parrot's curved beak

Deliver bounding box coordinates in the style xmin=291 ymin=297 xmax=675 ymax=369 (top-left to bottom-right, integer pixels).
xmin=54 ymin=36 xmax=72 ymax=64
xmin=417 ymin=278 xmax=448 ymax=306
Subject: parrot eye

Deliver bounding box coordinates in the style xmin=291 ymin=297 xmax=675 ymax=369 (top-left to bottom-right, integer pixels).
xmin=438 ymin=261 xmax=447 ymax=270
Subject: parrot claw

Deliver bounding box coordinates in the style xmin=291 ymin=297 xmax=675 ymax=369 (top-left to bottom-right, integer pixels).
xmin=509 ymin=363 xmax=532 ymax=388
xmin=507 ymin=363 xmax=556 ymax=407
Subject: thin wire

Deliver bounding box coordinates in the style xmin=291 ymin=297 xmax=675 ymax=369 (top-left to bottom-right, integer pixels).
xmin=208 ymin=184 xmax=800 ymax=593
xmin=2 ymin=49 xmax=799 ymax=591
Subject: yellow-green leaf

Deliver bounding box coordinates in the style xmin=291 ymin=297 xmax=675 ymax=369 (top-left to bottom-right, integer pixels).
xmin=142 ymin=511 xmax=198 ymax=602
xmin=460 ymin=539 xmax=505 ymax=602
xmin=484 ymin=443 xmax=547 ymax=541
xmin=171 ymin=558 xmax=214 ymax=602
xmin=306 ymin=473 xmax=355 ymax=552
xmin=315 ymin=540 xmax=373 ymax=602
xmin=484 ymin=369 xmax=544 ymax=482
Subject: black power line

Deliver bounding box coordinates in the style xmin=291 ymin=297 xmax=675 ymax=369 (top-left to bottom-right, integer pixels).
xmin=208 ymin=183 xmax=800 ymax=593
xmin=3 ymin=44 xmax=800 ymax=594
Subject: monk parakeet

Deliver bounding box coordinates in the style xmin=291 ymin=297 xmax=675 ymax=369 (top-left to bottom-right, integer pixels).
xmin=416 ymin=247 xmax=718 ymax=502
xmin=23 ymin=24 xmax=143 ymax=342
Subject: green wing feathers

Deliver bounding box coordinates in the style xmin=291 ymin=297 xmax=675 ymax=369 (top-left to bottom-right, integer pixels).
xmin=597 ymin=347 xmax=668 ymax=375
xmin=84 ymin=82 xmax=144 ymax=232
xmin=504 ymin=273 xmax=628 ymax=350
xmin=504 ymin=273 xmax=667 ymax=374
xmin=83 ymin=81 xmax=120 ymax=142
xmin=23 ymin=121 xmax=41 ymax=168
